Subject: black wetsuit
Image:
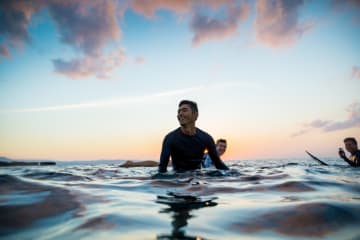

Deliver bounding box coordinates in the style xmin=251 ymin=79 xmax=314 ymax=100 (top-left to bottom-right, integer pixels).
xmin=343 ymin=150 xmax=360 ymax=167
xmin=158 ymin=128 xmax=229 ymax=172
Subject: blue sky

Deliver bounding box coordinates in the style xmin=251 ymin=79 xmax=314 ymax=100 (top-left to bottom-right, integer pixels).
xmin=0 ymin=0 xmax=359 ymax=160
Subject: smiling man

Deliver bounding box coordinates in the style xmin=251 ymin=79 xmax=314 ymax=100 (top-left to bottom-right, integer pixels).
xmin=158 ymin=100 xmax=229 ymax=173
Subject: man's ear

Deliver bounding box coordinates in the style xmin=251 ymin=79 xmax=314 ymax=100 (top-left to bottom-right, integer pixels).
xmin=194 ymin=112 xmax=198 ymax=120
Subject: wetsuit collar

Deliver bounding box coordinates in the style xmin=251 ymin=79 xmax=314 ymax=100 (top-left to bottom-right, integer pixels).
xmin=180 ymin=126 xmax=197 ymax=136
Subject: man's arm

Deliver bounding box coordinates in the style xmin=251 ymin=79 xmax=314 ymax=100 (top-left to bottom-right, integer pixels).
xmin=355 ymin=152 xmax=360 ymax=167
xmin=342 ymin=157 xmax=356 ymax=167
xmin=207 ymin=138 xmax=229 ymax=170
xmin=158 ymin=135 xmax=171 ymax=172
xmin=339 ymin=149 xmax=356 ymax=167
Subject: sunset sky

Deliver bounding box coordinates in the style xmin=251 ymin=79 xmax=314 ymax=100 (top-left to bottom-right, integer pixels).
xmin=0 ymin=0 xmax=359 ymax=161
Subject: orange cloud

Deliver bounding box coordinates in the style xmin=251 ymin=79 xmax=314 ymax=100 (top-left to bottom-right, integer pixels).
xmin=255 ymin=0 xmax=312 ymax=48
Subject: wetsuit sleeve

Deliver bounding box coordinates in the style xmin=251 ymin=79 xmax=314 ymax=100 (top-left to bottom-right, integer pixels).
xmin=158 ymin=135 xmax=171 ymax=172
xmin=342 ymin=156 xmax=356 ymax=167
xmin=207 ymin=137 xmax=229 ymax=170
xmin=355 ymin=152 xmax=360 ymax=167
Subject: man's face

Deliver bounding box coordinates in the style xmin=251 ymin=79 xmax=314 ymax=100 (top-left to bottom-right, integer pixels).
xmin=177 ymin=104 xmax=197 ymax=126
xmin=216 ymin=142 xmax=227 ymax=156
xmin=345 ymin=140 xmax=358 ymax=154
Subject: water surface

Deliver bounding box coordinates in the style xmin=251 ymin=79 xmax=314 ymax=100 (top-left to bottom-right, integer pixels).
xmin=1 ymin=159 xmax=360 ymax=239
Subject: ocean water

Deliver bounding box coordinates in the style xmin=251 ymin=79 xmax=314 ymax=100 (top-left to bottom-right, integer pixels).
xmin=1 ymin=159 xmax=360 ymax=240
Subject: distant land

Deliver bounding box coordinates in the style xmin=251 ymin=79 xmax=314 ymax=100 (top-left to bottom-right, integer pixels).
xmin=0 ymin=156 xmax=145 ymax=165
xmin=0 ymin=156 xmax=56 ymax=163
xmin=0 ymin=156 xmax=13 ymax=162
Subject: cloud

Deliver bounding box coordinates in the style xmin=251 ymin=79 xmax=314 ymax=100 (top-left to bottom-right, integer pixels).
xmin=1 ymin=81 xmax=257 ymax=113
xmin=255 ymin=0 xmax=312 ymax=48
xmin=191 ymin=1 xmax=250 ymax=46
xmin=47 ymin=0 xmax=126 ymax=79
xmin=53 ymin=48 xmax=126 ymax=80
xmin=135 ymin=56 xmax=145 ymax=64
xmin=332 ymin=0 xmax=360 ymax=9
xmin=292 ymin=102 xmax=360 ymax=137
xmin=129 ymin=0 xmax=234 ymax=18
xmin=352 ymin=66 xmax=360 ymax=79
xmin=306 ymin=120 xmax=331 ymax=128
xmin=3 ymin=86 xmax=205 ymax=113
xmin=0 ymin=0 xmax=43 ymax=57
xmin=0 ymin=0 xmax=43 ymax=45
xmin=290 ymin=129 xmax=311 ymax=138
xmin=130 ymin=0 xmax=192 ymax=18
xmin=0 ymin=44 xmax=10 ymax=58
xmin=47 ymin=0 xmax=121 ymax=56
xmin=332 ymin=0 xmax=360 ymax=24
xmin=0 ymin=0 xmax=124 ymax=79
xmin=323 ymin=102 xmax=360 ymax=131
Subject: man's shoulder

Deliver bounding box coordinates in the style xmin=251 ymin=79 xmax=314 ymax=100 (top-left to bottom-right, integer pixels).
xmin=165 ymin=128 xmax=181 ymax=139
xmin=355 ymin=150 xmax=360 ymax=158
xmin=196 ymin=128 xmax=212 ymax=139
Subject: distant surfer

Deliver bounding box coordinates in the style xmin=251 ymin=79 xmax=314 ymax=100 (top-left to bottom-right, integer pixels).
xmin=338 ymin=137 xmax=360 ymax=167
xmin=202 ymin=139 xmax=227 ymax=168
xmin=158 ymin=100 xmax=229 ymax=173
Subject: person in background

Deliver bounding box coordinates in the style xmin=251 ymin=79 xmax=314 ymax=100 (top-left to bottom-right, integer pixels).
xmin=202 ymin=139 xmax=227 ymax=168
xmin=338 ymin=137 xmax=360 ymax=167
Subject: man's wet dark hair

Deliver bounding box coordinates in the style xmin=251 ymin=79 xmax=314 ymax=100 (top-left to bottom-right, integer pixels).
xmin=179 ymin=100 xmax=198 ymax=113
xmin=344 ymin=137 xmax=357 ymax=145
xmin=216 ymin=139 xmax=227 ymax=145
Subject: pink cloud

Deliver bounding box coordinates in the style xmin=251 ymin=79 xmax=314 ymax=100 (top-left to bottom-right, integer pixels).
xmin=47 ymin=0 xmax=121 ymax=55
xmin=332 ymin=0 xmax=360 ymax=25
xmin=135 ymin=56 xmax=145 ymax=64
xmin=305 ymin=120 xmax=331 ymax=128
xmin=0 ymin=44 xmax=10 ymax=58
xmin=0 ymin=0 xmax=124 ymax=79
xmin=0 ymin=0 xmax=43 ymax=45
xmin=53 ymin=49 xmax=126 ymax=80
xmin=352 ymin=66 xmax=360 ymax=79
xmin=292 ymin=102 xmax=360 ymax=137
xmin=129 ymin=0 xmax=233 ymax=18
xmin=323 ymin=102 xmax=360 ymax=131
xmin=0 ymin=0 xmax=43 ymax=59
xmin=191 ymin=1 xmax=250 ymax=46
xmin=255 ymin=0 xmax=312 ymax=48
xmin=47 ymin=0 xmax=125 ymax=79
xmin=130 ymin=0 xmax=192 ymax=18
xmin=332 ymin=0 xmax=360 ymax=9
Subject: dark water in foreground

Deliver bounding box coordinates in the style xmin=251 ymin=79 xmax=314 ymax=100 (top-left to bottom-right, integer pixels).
xmin=1 ymin=159 xmax=360 ymax=240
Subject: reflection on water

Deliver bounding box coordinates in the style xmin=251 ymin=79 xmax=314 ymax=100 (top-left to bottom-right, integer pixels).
xmin=156 ymin=192 xmax=217 ymax=239
xmin=0 ymin=159 xmax=360 ymax=239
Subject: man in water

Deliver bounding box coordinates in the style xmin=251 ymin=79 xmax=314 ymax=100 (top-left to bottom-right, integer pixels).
xmin=338 ymin=137 xmax=360 ymax=167
xmin=158 ymin=100 xmax=229 ymax=173
xmin=202 ymin=139 xmax=227 ymax=168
